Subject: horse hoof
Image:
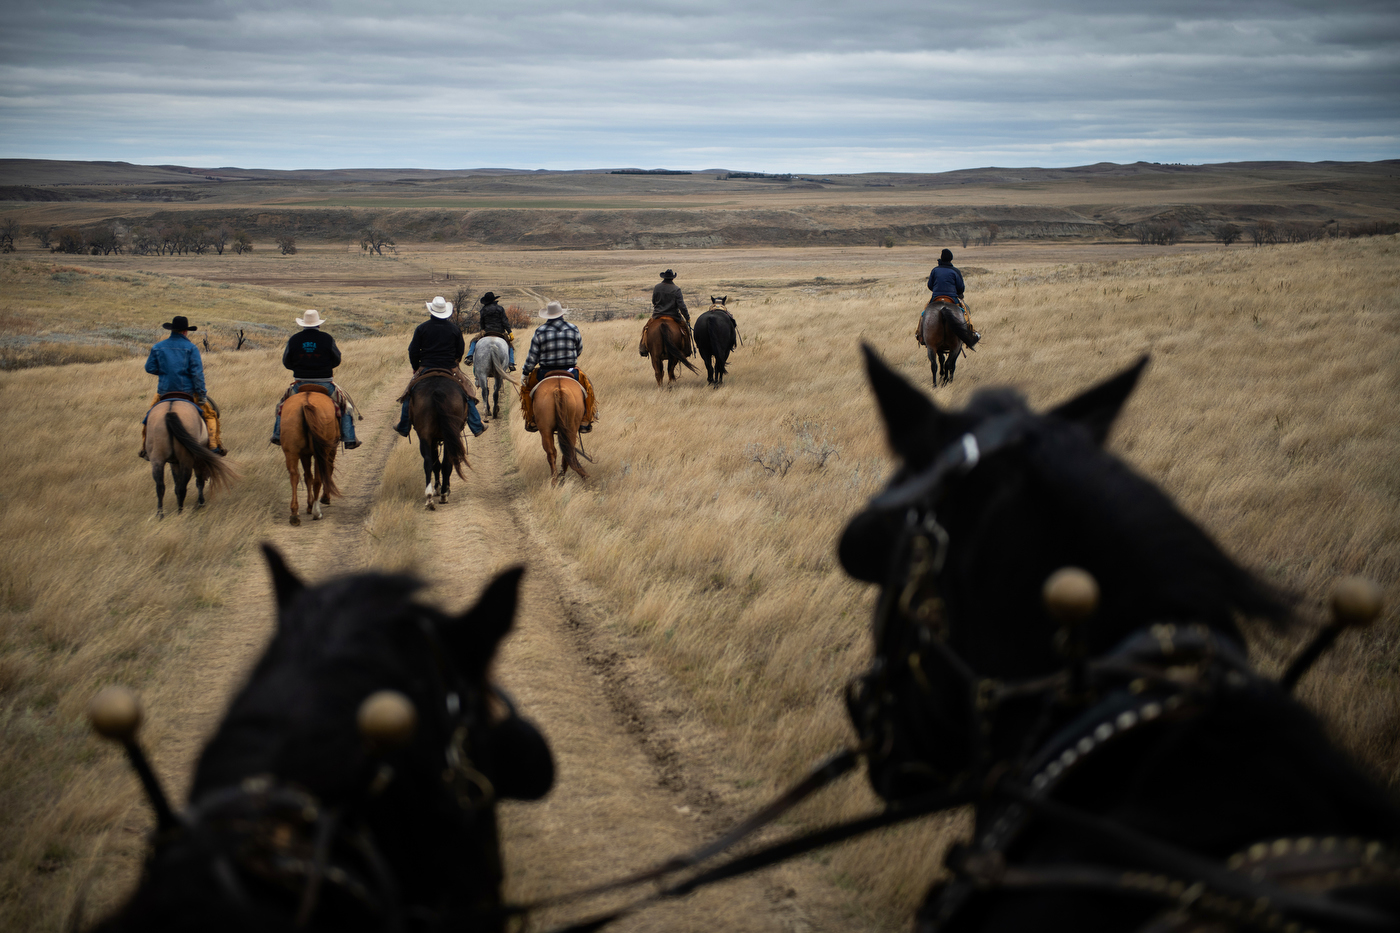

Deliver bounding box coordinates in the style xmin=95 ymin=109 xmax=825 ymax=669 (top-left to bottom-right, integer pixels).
xmin=427 ymin=502 xmax=436 ymax=511
xmin=290 ymin=515 xmax=300 ymax=526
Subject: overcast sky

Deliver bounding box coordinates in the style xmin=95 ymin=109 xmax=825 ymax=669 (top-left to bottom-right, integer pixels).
xmin=2 ymin=0 xmax=1396 ymax=173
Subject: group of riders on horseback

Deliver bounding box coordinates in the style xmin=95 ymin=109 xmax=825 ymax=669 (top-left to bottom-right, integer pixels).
xmin=139 ymin=252 xmax=977 ymax=464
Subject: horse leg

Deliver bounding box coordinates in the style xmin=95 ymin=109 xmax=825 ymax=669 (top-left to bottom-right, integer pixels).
xmin=172 ymin=460 xmax=192 ymax=515
xmin=301 ymin=453 xmax=319 ymax=520
xmin=439 ymin=442 xmax=450 ymax=504
xmin=652 ymin=354 xmax=664 ymax=386
xmin=152 ymin=462 xmax=166 ymax=519
xmin=287 ymin=454 xmax=301 ymax=525
xmin=420 ymin=436 xmax=437 ymax=510
xmin=667 ymin=359 xmax=678 ymax=383
xmin=943 ymin=345 xmax=959 ymax=385
xmin=320 ymin=448 xmax=335 ymax=505
xmin=195 ymin=473 xmax=207 ymax=509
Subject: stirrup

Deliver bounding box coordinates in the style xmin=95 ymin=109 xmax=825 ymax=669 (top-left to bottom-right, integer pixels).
xmin=579 ymin=423 xmax=592 ymax=434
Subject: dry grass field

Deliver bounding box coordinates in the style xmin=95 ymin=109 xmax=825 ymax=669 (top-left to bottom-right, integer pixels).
xmin=0 ymin=234 xmax=1397 ymax=930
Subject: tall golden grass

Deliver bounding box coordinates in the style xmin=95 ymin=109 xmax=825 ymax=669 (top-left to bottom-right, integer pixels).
xmin=509 ymin=235 xmax=1400 ymax=918
xmin=0 ymin=236 xmax=1395 ymax=929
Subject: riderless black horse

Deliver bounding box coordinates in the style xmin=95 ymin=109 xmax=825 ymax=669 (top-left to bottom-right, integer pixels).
xmin=694 ymin=297 xmax=738 ymax=387
xmin=90 ymin=546 xmax=553 ymax=933
xmin=838 ymin=347 xmax=1400 ymax=932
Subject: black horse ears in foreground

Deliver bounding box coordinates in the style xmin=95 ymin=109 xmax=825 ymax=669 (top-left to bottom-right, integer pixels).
xmin=262 ymin=542 xmax=521 ymax=680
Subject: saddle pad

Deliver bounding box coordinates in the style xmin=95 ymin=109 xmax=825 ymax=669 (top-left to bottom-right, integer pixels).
xmin=157 ymin=391 xmax=198 ymax=404
xmin=296 ymin=383 xmax=332 ymax=397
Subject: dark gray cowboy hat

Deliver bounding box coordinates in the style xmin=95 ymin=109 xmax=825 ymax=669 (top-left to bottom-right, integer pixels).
xmin=660 ymin=269 xmax=677 ymax=279
xmin=480 ymin=292 xmax=504 ymax=304
xmin=940 ymin=249 xmax=954 ymax=262
xmin=161 ymin=315 xmax=197 ymax=331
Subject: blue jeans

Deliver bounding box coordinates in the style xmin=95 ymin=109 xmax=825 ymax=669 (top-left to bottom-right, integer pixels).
xmin=396 ymin=397 xmax=483 ymax=436
xmin=468 ymin=337 xmax=515 ymax=366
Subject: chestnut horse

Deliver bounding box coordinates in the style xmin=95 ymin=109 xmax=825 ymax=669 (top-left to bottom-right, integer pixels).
xmin=280 ymin=390 xmax=340 ymax=525
xmin=532 ymin=374 xmax=590 ymax=485
xmin=920 ymin=298 xmax=979 ymax=387
xmin=409 ymin=375 xmax=469 ymax=510
xmin=145 ymin=400 xmax=237 ymax=518
xmin=641 ymin=316 xmax=698 ymax=386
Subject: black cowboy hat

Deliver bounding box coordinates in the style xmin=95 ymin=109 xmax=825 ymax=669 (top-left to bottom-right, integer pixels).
xmin=480 ymin=292 xmax=503 ymax=304
xmin=660 ymin=269 xmax=677 ymax=279
xmin=161 ymin=315 xmax=197 ymax=331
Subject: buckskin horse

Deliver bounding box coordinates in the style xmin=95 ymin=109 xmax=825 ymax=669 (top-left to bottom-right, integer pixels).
xmin=641 ymin=316 xmax=698 ymax=386
xmin=409 ymin=373 xmax=470 ymax=510
xmin=280 ymin=388 xmax=340 ymax=526
xmin=694 ymin=297 xmax=738 ymax=387
xmin=145 ymin=398 xmax=237 ymax=518
xmin=88 ymin=545 xmax=554 ymax=933
xmin=920 ymin=298 xmax=978 ymax=387
xmin=531 ymin=372 xmax=589 ymax=486
xmin=838 ymin=347 xmax=1400 ymax=932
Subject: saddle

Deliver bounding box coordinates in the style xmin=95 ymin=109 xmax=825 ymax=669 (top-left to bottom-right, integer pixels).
xmin=296 ymin=383 xmax=332 ymax=397
xmin=400 ymin=367 xmax=474 ymax=403
xmin=276 ymin=382 xmax=349 ymax=419
xmin=156 ymin=391 xmax=199 ymax=405
xmin=481 ymin=330 xmax=512 ymax=343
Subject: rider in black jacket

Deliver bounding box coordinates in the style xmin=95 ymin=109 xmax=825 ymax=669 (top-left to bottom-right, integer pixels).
xmin=269 ymin=310 xmax=360 ymax=448
xmin=466 ymin=292 xmax=516 ymax=370
xmin=393 ymin=296 xmax=485 ymax=438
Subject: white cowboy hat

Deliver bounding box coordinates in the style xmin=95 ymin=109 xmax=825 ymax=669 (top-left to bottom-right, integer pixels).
xmin=296 ymin=309 xmax=324 ymax=328
xmin=426 ymin=296 xmax=453 ymax=318
xmin=539 ymin=301 xmax=571 ymax=320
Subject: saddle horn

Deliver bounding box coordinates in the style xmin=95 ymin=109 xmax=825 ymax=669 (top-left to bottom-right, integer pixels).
xmin=1044 ymin=567 xmax=1099 ymax=696
xmin=88 ymin=686 xmax=179 ymax=832
xmin=1280 ymin=576 xmax=1383 ymax=692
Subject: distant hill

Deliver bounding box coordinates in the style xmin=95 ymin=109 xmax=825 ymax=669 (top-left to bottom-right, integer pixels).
xmin=3 ymin=158 xmax=1396 ymax=248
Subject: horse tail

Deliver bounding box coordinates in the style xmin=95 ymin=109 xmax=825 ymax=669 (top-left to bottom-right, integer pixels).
xmin=436 ymin=385 xmax=470 ymax=480
xmin=303 ymin=402 xmax=340 ymax=498
xmin=660 ymin=322 xmax=700 ymax=374
xmin=553 ymin=385 xmax=589 ymax=478
xmin=938 ymin=303 xmax=977 ymax=347
xmin=165 ymin=411 xmax=238 ymax=493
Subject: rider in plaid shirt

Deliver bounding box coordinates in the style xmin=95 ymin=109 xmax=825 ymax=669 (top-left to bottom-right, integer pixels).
xmin=521 ymin=302 xmax=597 ymax=433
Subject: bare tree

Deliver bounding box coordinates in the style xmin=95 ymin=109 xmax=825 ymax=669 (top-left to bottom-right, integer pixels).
xmin=211 ymin=225 xmax=230 ymax=255
xmin=979 ymin=223 xmax=1000 ymax=246
xmin=29 ymin=226 xmax=54 ymax=250
xmin=960 ymin=228 xmax=971 ymax=248
xmin=1251 ymin=220 xmax=1276 ymax=246
xmin=0 ymin=217 xmax=19 ymax=252
xmin=1214 ymin=223 xmax=1242 ymax=246
xmin=232 ymin=230 xmax=254 ymax=254
xmin=360 ymin=227 xmax=395 ymax=256
xmin=54 ymin=227 xmax=85 ymax=254
xmin=189 ymin=225 xmax=212 ymax=255
xmin=277 ymin=235 xmax=297 ymax=255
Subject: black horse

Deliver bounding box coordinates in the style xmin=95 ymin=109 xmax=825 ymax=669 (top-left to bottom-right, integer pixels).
xmin=839 ymin=347 xmax=1400 ymax=932
xmin=94 ymin=545 xmax=553 ymax=933
xmin=409 ymin=375 xmax=470 ymax=509
xmin=694 ymin=297 xmax=737 ymax=387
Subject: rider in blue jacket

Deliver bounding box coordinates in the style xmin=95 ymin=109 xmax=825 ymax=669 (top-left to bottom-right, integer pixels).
xmin=920 ymin=249 xmax=979 ymax=347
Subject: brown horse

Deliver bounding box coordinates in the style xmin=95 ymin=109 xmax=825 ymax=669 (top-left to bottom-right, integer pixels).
xmin=532 ymin=374 xmax=590 ymax=485
xmin=145 ymin=400 xmax=237 ymax=519
xmin=280 ymin=390 xmax=341 ymax=525
xmin=920 ymin=298 xmax=979 ymax=387
xmin=641 ymin=316 xmax=698 ymax=386
xmin=409 ymin=375 xmax=469 ymax=510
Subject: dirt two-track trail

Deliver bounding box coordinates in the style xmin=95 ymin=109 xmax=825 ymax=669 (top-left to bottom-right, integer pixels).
xmin=92 ymin=384 xmax=887 ymax=933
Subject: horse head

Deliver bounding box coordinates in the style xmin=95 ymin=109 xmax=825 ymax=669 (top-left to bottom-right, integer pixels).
xmin=709 ymin=296 xmax=727 ymax=308
xmin=838 ymin=346 xmax=1290 ymax=801
xmin=97 ymin=545 xmax=552 ymax=932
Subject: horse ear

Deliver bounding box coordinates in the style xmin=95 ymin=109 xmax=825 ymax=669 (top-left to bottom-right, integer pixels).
xmin=1048 ymin=355 xmax=1149 ymax=446
xmin=262 ymin=543 xmax=304 ymax=611
xmin=862 ymin=343 xmax=954 ymax=465
xmin=445 ymin=567 xmax=525 ymax=673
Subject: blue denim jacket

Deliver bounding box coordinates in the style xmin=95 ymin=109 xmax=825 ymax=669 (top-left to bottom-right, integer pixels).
xmin=145 ymin=334 xmax=206 ymax=397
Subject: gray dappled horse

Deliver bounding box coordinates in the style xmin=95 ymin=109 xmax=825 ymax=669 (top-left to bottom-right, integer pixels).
xmin=472 ymin=335 xmax=514 ymax=419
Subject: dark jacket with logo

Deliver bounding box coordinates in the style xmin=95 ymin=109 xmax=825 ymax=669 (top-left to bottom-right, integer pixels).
xmin=927 ymin=261 xmax=966 ymax=299
xmin=480 ymin=302 xmax=510 ymax=334
xmin=408 ymin=316 xmax=466 ymax=371
xmin=283 ymin=328 xmax=341 ymax=379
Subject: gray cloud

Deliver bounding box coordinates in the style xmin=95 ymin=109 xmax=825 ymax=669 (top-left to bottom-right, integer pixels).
xmin=1 ymin=1 xmax=1395 ymax=170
